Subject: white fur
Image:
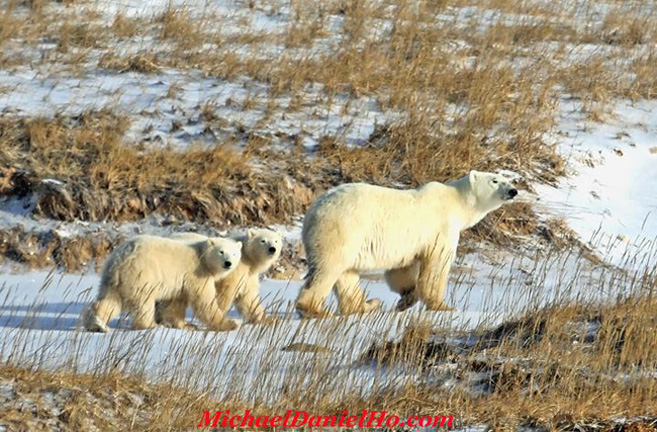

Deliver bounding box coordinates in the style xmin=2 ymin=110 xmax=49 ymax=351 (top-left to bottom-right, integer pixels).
xmin=157 ymin=228 xmax=283 ymax=327
xmin=82 ymin=235 xmax=242 ymax=332
xmin=296 ymin=170 xmax=518 ymax=316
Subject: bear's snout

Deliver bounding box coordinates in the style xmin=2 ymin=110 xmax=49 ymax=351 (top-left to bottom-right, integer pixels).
xmin=268 ymin=246 xmax=277 ymax=254
xmin=224 ymin=261 xmax=233 ymax=269
xmin=508 ymin=189 xmax=518 ymax=198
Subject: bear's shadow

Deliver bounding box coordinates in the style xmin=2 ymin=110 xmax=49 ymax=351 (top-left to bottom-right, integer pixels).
xmin=0 ymin=304 xmax=287 ymax=332
xmin=0 ymin=302 xmax=135 ymax=332
xmin=0 ymin=302 xmax=87 ymax=331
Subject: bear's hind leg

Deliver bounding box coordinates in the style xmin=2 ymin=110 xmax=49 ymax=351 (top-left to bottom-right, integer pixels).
xmin=296 ymin=267 xmax=339 ymax=318
xmin=84 ymin=292 xmax=122 ymax=332
xmin=157 ymin=297 xmax=197 ymax=330
xmin=335 ymin=271 xmax=381 ymax=315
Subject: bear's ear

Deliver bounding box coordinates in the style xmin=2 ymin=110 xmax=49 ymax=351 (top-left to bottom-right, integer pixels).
xmin=247 ymin=229 xmax=256 ymax=239
xmin=235 ymin=241 xmax=243 ymax=249
xmin=205 ymin=238 xmax=215 ymax=248
xmin=469 ymin=170 xmax=479 ymax=184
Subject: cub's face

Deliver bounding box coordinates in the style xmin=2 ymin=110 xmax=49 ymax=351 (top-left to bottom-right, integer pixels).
xmin=205 ymin=238 xmax=242 ymax=274
xmin=245 ymin=229 xmax=283 ymax=264
xmin=469 ymin=170 xmax=518 ymax=211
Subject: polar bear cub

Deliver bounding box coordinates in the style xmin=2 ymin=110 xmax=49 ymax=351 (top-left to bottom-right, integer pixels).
xmin=82 ymin=235 xmax=242 ymax=332
xmin=296 ymin=170 xmax=518 ymax=317
xmin=157 ymin=228 xmax=283 ymax=328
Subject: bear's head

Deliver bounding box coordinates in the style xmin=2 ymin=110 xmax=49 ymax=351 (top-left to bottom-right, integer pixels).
xmin=244 ymin=228 xmax=283 ymax=266
xmin=468 ymin=170 xmax=518 ymax=212
xmin=203 ymin=237 xmax=243 ymax=275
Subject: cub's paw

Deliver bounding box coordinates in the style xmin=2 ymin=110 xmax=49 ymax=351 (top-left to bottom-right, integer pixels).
xmin=181 ymin=322 xmax=200 ymax=331
xmin=216 ymin=319 xmax=241 ymax=332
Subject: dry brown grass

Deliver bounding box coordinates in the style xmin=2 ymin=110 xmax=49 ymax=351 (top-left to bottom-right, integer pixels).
xmin=1 ymin=0 xmax=651 ymax=268
xmin=0 ymin=112 xmax=318 ymax=225
xmin=0 ymin=2 xmax=656 ymax=429
xmin=359 ymin=294 xmax=657 ymax=428
xmin=0 ymin=110 xmax=544 ymax=226
xmin=0 ymin=108 xmax=591 ymax=270
xmin=2 ymin=256 xmax=657 ymax=430
xmin=0 ymin=364 xmax=236 ymax=431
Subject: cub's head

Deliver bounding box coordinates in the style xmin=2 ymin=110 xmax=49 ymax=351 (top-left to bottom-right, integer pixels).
xmin=468 ymin=170 xmax=518 ymax=211
xmin=203 ymin=237 xmax=242 ymax=275
xmin=244 ymin=228 xmax=283 ymax=266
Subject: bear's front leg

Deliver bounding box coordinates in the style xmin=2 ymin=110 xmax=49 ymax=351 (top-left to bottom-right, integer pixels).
xmin=234 ymin=278 xmax=267 ymax=323
xmin=415 ymin=247 xmax=456 ymax=312
xmin=397 ymin=290 xmax=419 ymax=311
xmin=188 ymin=281 xmax=240 ymax=332
xmin=384 ymin=264 xmax=420 ymax=311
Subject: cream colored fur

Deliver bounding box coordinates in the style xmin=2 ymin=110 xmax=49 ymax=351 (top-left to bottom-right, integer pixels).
xmin=82 ymin=235 xmax=242 ymax=332
xmin=157 ymin=228 xmax=283 ymax=328
xmin=296 ymin=170 xmax=518 ymax=317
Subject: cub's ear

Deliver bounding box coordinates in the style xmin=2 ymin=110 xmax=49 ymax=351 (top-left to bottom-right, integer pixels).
xmin=235 ymin=241 xmax=243 ymax=249
xmin=247 ymin=229 xmax=256 ymax=239
xmin=205 ymin=238 xmax=215 ymax=248
xmin=469 ymin=170 xmax=479 ymax=183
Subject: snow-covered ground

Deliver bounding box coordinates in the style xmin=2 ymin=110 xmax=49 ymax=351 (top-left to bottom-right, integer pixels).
xmin=3 ymin=95 xmax=654 ymax=399
xmin=0 ymin=239 xmax=627 ymax=401
xmin=536 ymin=99 xmax=657 ymax=268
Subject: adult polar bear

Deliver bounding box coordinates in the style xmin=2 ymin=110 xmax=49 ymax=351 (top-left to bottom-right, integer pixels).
xmin=296 ymin=170 xmax=518 ymax=317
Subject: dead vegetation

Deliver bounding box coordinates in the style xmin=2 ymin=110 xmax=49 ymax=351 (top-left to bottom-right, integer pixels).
xmin=0 ymin=364 xmax=236 ymax=431
xmin=0 ymin=0 xmax=654 ymax=258
xmin=0 ymin=112 xmax=317 ymax=225
xmin=2 ymin=252 xmax=657 ymax=431
xmin=0 ymin=1 xmax=655 ymax=429
xmin=360 ymin=291 xmax=657 ymax=428
xmin=0 ymin=110 xmax=587 ymax=270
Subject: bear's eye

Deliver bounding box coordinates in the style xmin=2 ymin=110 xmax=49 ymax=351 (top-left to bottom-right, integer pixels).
xmin=261 ymin=239 xmax=266 ymax=243
xmin=492 ymin=179 xmax=498 ymax=184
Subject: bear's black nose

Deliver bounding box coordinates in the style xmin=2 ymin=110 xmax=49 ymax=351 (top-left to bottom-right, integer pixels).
xmin=268 ymin=246 xmax=277 ymax=254
xmin=224 ymin=261 xmax=232 ymax=269
xmin=509 ymin=189 xmax=518 ymax=198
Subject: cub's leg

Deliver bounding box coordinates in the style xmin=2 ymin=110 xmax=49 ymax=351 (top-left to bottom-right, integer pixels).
xmin=84 ymin=291 xmax=122 ymax=332
xmin=130 ymin=298 xmax=158 ymax=330
xmin=156 ymin=297 xmax=198 ymax=330
xmin=234 ymin=278 xmax=266 ymax=323
xmin=188 ymin=281 xmax=240 ymax=332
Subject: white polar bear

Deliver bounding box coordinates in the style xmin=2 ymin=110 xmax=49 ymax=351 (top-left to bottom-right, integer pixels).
xmin=296 ymin=170 xmax=518 ymax=317
xmin=156 ymin=228 xmax=283 ymax=328
xmin=82 ymin=235 xmax=242 ymax=332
